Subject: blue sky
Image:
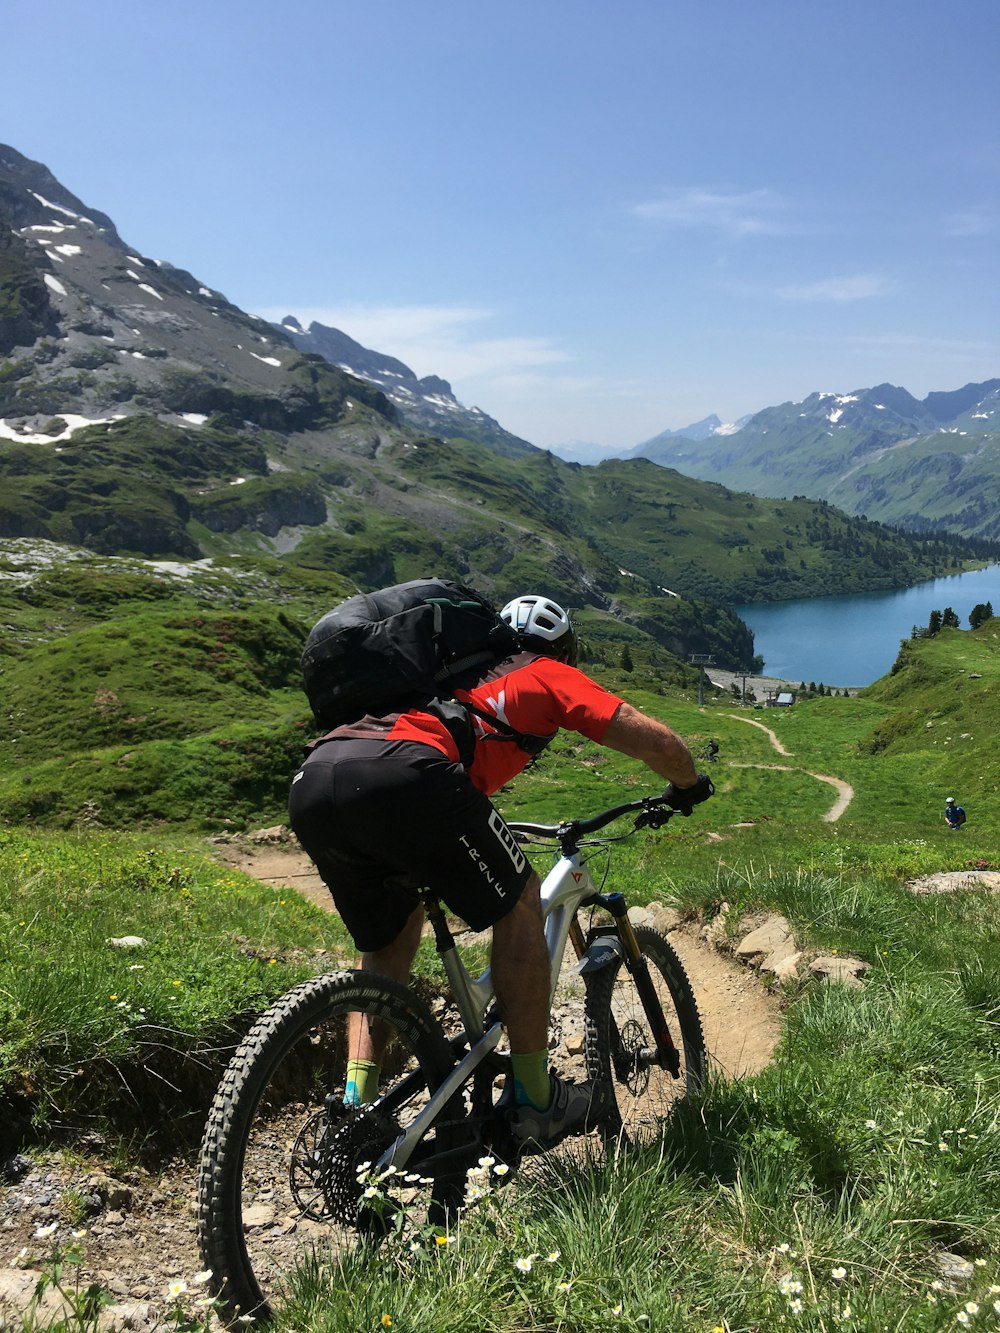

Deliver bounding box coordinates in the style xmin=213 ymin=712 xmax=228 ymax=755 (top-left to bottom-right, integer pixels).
xmin=4 ymin=0 xmax=998 ymax=449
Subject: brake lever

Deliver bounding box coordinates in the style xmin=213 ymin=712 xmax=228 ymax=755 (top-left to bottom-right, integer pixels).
xmin=634 ymin=806 xmax=672 ymax=831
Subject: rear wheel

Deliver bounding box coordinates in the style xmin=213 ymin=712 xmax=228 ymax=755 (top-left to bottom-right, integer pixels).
xmin=198 ymin=972 xmax=459 ymax=1324
xmin=584 ymin=926 xmax=706 ymax=1143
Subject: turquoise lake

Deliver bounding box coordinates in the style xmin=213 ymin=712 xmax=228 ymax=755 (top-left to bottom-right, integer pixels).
xmin=734 ymin=565 xmax=1000 ymax=687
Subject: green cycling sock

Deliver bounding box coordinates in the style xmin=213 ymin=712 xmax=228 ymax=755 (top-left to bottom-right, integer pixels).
xmin=510 ymin=1050 xmax=551 ymax=1110
xmin=344 ymin=1058 xmax=381 ymax=1106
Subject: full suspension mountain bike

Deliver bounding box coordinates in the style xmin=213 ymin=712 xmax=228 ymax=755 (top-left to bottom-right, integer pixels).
xmin=198 ymin=791 xmax=708 ymax=1323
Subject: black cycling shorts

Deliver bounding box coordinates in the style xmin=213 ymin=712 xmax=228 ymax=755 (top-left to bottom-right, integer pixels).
xmin=287 ymin=738 xmax=532 ymax=952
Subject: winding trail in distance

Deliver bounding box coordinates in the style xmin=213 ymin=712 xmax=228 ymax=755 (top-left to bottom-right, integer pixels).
xmin=724 ymin=712 xmax=854 ymax=822
xmin=725 ymin=713 xmax=791 ymax=756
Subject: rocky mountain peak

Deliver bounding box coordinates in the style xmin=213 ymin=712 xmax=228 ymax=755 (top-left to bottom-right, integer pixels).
xmin=277 ymin=317 xmax=536 ymax=458
xmin=0 ymin=143 xmax=122 ymax=243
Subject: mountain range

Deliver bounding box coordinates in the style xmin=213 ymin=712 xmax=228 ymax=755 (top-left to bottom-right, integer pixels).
xmin=275 ymin=326 xmax=1000 ymax=546
xmin=531 ymin=416 xmax=749 ymax=466
xmin=0 ymin=142 xmax=994 ymax=678
xmin=625 ymin=381 xmax=1000 ymax=539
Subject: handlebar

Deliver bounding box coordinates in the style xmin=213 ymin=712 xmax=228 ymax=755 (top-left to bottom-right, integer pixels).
xmin=507 ymin=793 xmax=675 ymax=854
xmin=507 ymin=764 xmax=715 ymax=854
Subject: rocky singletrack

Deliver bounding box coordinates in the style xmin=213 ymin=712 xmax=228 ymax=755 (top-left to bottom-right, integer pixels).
xmin=1 ymin=841 xmax=784 ymax=1329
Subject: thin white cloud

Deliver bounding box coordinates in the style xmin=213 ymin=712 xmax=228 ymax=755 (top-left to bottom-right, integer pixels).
xmin=633 ymin=187 xmax=786 ymax=237
xmin=839 ymin=333 xmax=997 ymax=361
xmin=257 ymin=303 xmax=571 ymax=382
xmin=777 ymin=274 xmax=890 ymax=303
xmin=945 ymin=209 xmax=996 ymax=237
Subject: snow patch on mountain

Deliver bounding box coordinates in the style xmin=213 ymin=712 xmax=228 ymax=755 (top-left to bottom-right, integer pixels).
xmin=0 ymin=414 xmax=125 ymax=444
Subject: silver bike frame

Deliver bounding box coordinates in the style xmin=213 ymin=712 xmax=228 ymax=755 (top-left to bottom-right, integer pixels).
xmin=378 ymin=845 xmax=608 ymax=1170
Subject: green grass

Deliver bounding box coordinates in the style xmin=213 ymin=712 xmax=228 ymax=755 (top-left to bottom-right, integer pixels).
xmin=0 ymin=827 xmax=354 ymax=1142
xmin=3 ymin=551 xmax=1000 ymax=1329
xmin=7 ymin=651 xmax=1000 ymax=1328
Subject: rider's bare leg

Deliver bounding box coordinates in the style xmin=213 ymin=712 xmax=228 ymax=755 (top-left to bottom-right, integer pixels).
xmin=349 ymin=903 xmax=425 ymax=1068
xmin=347 ymin=878 xmax=553 ymax=1105
xmin=488 ymin=873 xmax=554 ymax=1110
xmin=490 ymin=872 xmax=549 ymax=1054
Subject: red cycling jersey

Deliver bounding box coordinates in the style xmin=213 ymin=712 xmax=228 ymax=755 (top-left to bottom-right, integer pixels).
xmin=387 ymin=654 xmax=624 ymax=794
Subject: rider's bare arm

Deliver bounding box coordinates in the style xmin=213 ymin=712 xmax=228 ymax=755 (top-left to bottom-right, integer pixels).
xmin=601 ymin=701 xmax=700 ymax=788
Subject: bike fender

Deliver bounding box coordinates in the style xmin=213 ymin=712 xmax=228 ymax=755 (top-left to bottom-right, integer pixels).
xmin=571 ymin=935 xmax=623 ymax=975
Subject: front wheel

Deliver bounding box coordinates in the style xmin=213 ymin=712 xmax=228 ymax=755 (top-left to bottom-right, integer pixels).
xmin=584 ymin=925 xmax=707 ymax=1143
xmin=197 ymin=972 xmax=459 ymax=1325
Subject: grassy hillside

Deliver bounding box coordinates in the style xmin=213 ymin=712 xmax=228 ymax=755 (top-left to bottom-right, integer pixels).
xmin=825 ymin=428 xmax=1000 ymax=538
xmin=1 ymin=412 xmax=989 ymax=614
xmin=552 ymin=457 xmax=986 ymax=604
xmin=389 ymin=437 xmax=989 ymax=606
xmin=0 ymin=541 xmax=740 ymax=829
xmin=4 ymin=535 xmax=998 ymax=834
xmin=2 ymin=620 xmax=999 ymax=1330
xmin=857 ymin=615 xmax=1000 ymax=799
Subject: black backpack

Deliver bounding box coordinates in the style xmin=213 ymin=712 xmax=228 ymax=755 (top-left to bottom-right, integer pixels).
xmin=301 ymin=579 xmax=525 ymax=746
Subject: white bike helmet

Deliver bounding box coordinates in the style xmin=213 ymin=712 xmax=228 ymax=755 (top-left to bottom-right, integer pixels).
xmin=500 ymin=594 xmax=578 ymax=666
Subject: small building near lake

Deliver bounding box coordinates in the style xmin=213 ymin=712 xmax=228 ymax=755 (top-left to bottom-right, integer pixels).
xmin=765 ymin=691 xmax=795 ymax=708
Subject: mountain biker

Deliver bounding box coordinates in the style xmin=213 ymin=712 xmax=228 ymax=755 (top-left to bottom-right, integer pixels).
xmin=288 ymin=592 xmax=713 ymax=1149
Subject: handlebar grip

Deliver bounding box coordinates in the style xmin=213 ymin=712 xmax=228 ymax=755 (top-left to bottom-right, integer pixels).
xmin=663 ymin=774 xmax=714 ymax=815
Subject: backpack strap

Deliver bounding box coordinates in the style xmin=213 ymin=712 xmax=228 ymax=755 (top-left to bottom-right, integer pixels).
xmin=463 ymin=701 xmax=556 ymax=757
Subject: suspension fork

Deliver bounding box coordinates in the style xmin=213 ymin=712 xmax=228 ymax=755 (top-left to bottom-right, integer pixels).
xmin=601 ymin=892 xmax=681 ymax=1078
xmin=569 ymin=914 xmax=587 ymax=961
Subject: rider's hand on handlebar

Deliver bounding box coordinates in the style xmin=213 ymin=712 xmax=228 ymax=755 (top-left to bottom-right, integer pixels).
xmin=663 ymin=774 xmax=714 ymax=815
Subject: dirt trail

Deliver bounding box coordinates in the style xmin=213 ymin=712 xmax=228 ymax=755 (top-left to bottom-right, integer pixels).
xmin=726 ymin=712 xmax=792 ymax=756
xmin=725 ymin=713 xmax=855 ymax=821
xmin=219 ymin=844 xmax=783 ymax=1083
xmin=0 ymin=845 xmax=782 ymax=1328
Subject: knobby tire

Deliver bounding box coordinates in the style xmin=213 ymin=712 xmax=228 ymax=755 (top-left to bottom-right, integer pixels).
xmin=197 ymin=972 xmax=458 ymax=1325
xmin=584 ymin=925 xmax=707 ymax=1143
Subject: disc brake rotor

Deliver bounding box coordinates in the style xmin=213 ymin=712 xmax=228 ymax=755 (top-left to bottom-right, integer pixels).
xmin=616 ymin=1018 xmax=652 ymax=1096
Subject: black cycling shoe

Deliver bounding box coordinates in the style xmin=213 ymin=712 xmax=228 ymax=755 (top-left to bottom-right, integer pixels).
xmin=508 ymin=1073 xmax=612 ymax=1152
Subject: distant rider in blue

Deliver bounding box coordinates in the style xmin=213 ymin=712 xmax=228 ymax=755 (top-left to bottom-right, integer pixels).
xmin=944 ymin=796 xmax=966 ymax=830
